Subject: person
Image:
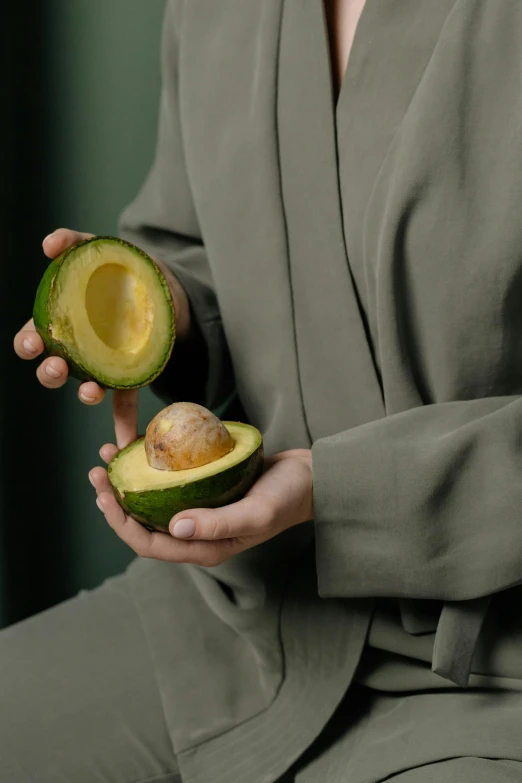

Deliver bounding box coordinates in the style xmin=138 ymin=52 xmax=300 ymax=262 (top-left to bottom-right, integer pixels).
xmin=7 ymin=0 xmax=522 ymax=780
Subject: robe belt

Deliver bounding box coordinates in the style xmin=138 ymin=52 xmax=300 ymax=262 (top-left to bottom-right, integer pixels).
xmin=431 ymin=596 xmax=492 ymax=688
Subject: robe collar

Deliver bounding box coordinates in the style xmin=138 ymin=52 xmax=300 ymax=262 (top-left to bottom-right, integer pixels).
xmin=275 ymin=0 xmax=385 ymax=441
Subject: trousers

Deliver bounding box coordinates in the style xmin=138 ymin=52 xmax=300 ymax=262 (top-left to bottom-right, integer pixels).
xmin=1 ymin=562 xmax=522 ymax=783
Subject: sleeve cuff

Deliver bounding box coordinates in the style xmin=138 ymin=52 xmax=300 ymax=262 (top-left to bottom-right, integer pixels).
xmin=311 ymin=426 xmax=401 ymax=599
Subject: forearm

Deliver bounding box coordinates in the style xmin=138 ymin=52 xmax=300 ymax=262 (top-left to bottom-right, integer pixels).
xmin=155 ymin=259 xmax=191 ymax=341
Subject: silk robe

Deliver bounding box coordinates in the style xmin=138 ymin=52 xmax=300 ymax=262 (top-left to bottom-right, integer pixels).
xmin=119 ymin=2 xmax=522 ymax=781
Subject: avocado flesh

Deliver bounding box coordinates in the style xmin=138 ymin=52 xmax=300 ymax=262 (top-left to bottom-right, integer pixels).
xmin=108 ymin=422 xmax=264 ymax=531
xmin=33 ymin=236 xmax=175 ymax=388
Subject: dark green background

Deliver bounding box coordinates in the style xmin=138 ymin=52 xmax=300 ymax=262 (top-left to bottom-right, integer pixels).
xmin=1 ymin=1 xmax=167 ymax=628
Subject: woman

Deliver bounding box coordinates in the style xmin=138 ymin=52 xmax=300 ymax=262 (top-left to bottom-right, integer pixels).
xmin=9 ymin=1 xmax=522 ymax=781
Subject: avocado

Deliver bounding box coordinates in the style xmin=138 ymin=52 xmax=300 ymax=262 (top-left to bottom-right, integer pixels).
xmin=108 ymin=420 xmax=264 ymax=531
xmin=33 ymin=236 xmax=175 ymax=389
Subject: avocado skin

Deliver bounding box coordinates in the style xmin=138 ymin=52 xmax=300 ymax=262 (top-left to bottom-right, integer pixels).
xmin=32 ymin=236 xmax=175 ymax=389
xmin=108 ymin=438 xmax=265 ymax=531
xmin=33 ymin=250 xmax=93 ymax=383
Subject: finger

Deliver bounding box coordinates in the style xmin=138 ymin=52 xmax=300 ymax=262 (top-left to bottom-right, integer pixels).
xmin=96 ymin=491 xmax=157 ymax=555
xmin=13 ymin=319 xmax=45 ymax=359
xmin=96 ymin=490 xmax=129 ymax=529
xmin=99 ymin=443 xmax=119 ymax=464
xmin=35 ymin=356 xmax=69 ymax=389
xmin=168 ymin=495 xmax=274 ymax=541
xmin=78 ymin=381 xmax=106 ymax=406
xmin=113 ymin=389 xmax=139 ymax=450
xmin=42 ymin=228 xmax=94 ymax=259
xmin=88 ymin=466 xmax=112 ymax=494
xmin=96 ymin=490 xmax=242 ymax=565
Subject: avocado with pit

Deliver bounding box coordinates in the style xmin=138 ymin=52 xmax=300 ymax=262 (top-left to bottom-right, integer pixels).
xmin=33 ymin=236 xmax=175 ymax=389
xmin=108 ymin=402 xmax=264 ymax=531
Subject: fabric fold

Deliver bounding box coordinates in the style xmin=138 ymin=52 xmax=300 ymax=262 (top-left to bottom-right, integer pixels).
xmin=432 ymin=596 xmax=492 ymax=688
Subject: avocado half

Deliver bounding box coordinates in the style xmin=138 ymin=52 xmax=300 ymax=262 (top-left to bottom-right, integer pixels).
xmin=33 ymin=236 xmax=175 ymax=389
xmin=108 ymin=422 xmax=264 ymax=531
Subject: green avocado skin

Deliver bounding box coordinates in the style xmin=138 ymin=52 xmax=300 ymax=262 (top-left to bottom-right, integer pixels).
xmin=108 ymin=439 xmax=265 ymax=531
xmin=32 ymin=236 xmax=175 ymax=389
xmin=33 ymin=250 xmax=93 ymax=383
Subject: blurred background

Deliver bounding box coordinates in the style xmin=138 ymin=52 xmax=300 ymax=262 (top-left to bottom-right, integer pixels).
xmin=1 ymin=0 xmax=168 ymax=628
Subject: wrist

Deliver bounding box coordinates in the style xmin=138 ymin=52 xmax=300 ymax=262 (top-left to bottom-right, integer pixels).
xmin=291 ymin=448 xmax=314 ymax=522
xmin=156 ymin=260 xmax=191 ymax=341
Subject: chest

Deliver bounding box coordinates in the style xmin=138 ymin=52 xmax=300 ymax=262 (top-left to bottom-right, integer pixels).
xmin=324 ymin=0 xmax=367 ymax=97
xmin=177 ymin=1 xmax=522 ymax=428
xmin=178 ymin=0 xmax=467 ymax=329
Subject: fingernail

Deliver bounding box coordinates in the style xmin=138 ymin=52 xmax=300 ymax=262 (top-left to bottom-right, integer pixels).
xmin=96 ymin=497 xmax=105 ymax=512
xmin=88 ymin=472 xmax=96 ymax=487
xmin=45 ymin=365 xmax=61 ymax=379
xmin=172 ymin=518 xmax=195 ymax=538
xmin=23 ymin=339 xmax=37 ymax=354
xmin=80 ymin=393 xmax=96 ymax=403
xmin=43 ymin=231 xmax=56 ymax=243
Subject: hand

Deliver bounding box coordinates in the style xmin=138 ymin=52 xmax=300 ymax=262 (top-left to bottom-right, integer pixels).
xmin=13 ymin=227 xmax=141 ymax=447
xmin=14 ymin=227 xmax=191 ymax=447
xmin=13 ymin=228 xmax=107 ymax=406
xmin=89 ymin=448 xmax=314 ymax=566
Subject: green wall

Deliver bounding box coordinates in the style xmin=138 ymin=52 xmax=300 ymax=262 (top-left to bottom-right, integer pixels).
xmin=47 ymin=0 xmax=168 ymax=593
xmin=1 ymin=1 xmax=167 ymax=626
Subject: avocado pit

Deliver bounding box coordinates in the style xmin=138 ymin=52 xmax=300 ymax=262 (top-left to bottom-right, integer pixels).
xmin=145 ymin=401 xmax=235 ymax=471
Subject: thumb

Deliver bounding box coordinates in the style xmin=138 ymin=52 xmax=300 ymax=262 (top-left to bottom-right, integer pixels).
xmin=169 ymin=495 xmax=272 ymax=541
xmin=113 ymin=389 xmax=139 ymax=450
xmin=42 ymin=228 xmax=95 ymax=259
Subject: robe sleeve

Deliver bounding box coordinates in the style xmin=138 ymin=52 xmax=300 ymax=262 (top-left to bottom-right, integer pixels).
xmin=118 ymin=0 xmax=237 ymax=418
xmin=312 ymin=396 xmax=522 ymax=602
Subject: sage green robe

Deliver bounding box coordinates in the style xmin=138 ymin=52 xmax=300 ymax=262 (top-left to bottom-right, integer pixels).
xmin=25 ymin=1 xmax=522 ymax=781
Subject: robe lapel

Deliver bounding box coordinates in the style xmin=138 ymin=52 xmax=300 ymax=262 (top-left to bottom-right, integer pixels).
xmin=336 ymin=0 xmax=459 ymax=376
xmin=277 ymin=0 xmax=385 ymax=442
xmin=182 ymin=0 xmax=386 ymax=449
xmin=180 ymin=0 xmax=314 ymax=455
